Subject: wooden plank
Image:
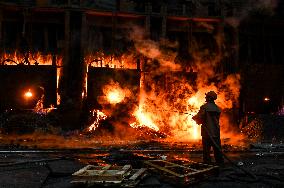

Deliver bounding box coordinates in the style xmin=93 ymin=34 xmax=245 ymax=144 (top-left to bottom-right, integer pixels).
xmin=122 ymin=168 xmax=147 ymax=187
xmin=162 ymin=161 xmax=199 ymax=172
xmin=144 ymin=160 xmax=219 ymax=184
xmin=146 ymin=160 xmax=199 ymax=174
xmin=129 ymin=168 xmax=146 ymax=181
xmin=72 ymin=165 xmax=93 ymax=176
xmin=72 ymin=164 xmax=147 ymax=187
xmin=144 ymin=161 xmax=184 ymax=177
xmin=97 ymin=164 xmax=112 ymax=175
xmin=116 ymin=165 xmax=131 ymax=176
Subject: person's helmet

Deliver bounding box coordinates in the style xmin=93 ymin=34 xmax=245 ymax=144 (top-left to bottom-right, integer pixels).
xmin=205 ymin=91 xmax=217 ymax=100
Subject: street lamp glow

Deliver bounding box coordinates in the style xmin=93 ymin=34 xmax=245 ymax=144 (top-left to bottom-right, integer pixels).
xmin=264 ymin=97 xmax=270 ymax=102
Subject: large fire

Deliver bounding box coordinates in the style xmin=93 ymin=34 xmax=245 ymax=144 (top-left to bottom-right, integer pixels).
xmin=1 ymin=27 xmax=244 ymax=145
xmin=86 ymin=26 xmax=243 ymax=143
xmin=88 ymin=72 xmax=235 ymax=141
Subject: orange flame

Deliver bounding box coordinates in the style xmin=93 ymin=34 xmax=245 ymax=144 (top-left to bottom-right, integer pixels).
xmin=24 ymin=89 xmax=33 ymax=98
xmin=126 ymin=26 xmax=241 ymax=142
xmin=85 ymin=52 xmax=137 ymax=69
xmin=101 ymin=81 xmax=131 ymax=105
xmin=84 ymin=53 xmax=241 ymax=142
xmin=107 ymin=90 xmax=124 ymax=104
xmin=56 ymin=68 xmax=62 ymax=105
xmin=84 ymin=26 xmax=243 ymax=145
xmin=130 ymin=106 xmax=159 ymax=132
xmin=1 ymin=52 xmax=59 ymax=65
xmin=89 ymin=110 xmax=108 ymax=131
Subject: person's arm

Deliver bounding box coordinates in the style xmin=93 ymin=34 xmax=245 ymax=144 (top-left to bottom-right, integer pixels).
xmin=192 ymin=106 xmax=206 ymax=125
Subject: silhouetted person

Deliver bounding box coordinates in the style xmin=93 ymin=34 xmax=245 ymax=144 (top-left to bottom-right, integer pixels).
xmin=192 ymin=91 xmax=224 ymax=165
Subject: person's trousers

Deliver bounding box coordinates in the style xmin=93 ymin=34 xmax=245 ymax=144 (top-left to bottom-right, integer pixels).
xmin=202 ymin=136 xmax=224 ymax=165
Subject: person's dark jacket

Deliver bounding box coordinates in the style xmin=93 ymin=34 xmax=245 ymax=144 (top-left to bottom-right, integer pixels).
xmin=193 ymin=102 xmax=221 ymax=138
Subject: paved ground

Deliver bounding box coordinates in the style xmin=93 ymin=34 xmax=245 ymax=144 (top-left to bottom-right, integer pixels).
xmin=0 ymin=147 xmax=283 ymax=188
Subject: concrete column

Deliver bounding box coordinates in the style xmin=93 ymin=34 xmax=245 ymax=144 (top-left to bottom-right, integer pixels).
xmin=161 ymin=3 xmax=167 ymax=39
xmin=112 ymin=11 xmax=117 ymax=55
xmin=0 ymin=9 xmax=3 ymax=59
xmin=248 ymin=37 xmax=252 ymax=64
xmin=44 ymin=26 xmax=49 ymax=52
xmin=0 ymin=9 xmax=2 ymax=45
xmin=81 ymin=13 xmax=87 ymax=97
xmin=59 ymin=10 xmax=85 ymax=130
xmin=233 ymin=27 xmax=239 ymax=71
xmin=182 ymin=4 xmax=186 ymax=15
xmin=81 ymin=13 xmax=87 ymax=57
xmin=63 ymin=10 xmax=70 ymax=74
xmin=187 ymin=20 xmax=193 ymax=54
xmin=145 ymin=2 xmax=151 ymax=36
xmin=216 ymin=20 xmax=225 ymax=73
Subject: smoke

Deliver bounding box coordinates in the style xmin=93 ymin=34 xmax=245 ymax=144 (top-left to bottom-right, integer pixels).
xmin=225 ymin=0 xmax=278 ymax=28
xmin=129 ymin=26 xmax=181 ymax=72
xmin=253 ymin=0 xmax=278 ymax=10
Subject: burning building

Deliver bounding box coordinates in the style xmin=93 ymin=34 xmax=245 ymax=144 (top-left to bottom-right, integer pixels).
xmin=1 ymin=2 xmax=284 ymax=188
xmin=0 ymin=0 xmax=283 ymax=142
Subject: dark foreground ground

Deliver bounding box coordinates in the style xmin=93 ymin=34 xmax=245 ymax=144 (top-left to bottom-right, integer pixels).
xmin=0 ymin=142 xmax=284 ymax=188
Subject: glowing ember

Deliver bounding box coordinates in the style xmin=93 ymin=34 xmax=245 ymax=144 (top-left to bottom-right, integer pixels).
xmin=88 ymin=110 xmax=108 ymax=131
xmin=24 ymin=89 xmax=33 ymax=98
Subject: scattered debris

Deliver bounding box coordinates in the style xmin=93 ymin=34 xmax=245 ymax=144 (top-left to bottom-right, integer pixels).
xmin=237 ymin=161 xmax=244 ymax=166
xmin=250 ymin=142 xmax=284 ymax=151
xmin=144 ymin=160 xmax=219 ymax=185
xmin=72 ymin=164 xmax=147 ymax=187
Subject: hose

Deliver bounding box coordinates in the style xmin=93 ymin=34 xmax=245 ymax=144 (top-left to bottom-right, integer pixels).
xmin=202 ymin=125 xmax=259 ymax=182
